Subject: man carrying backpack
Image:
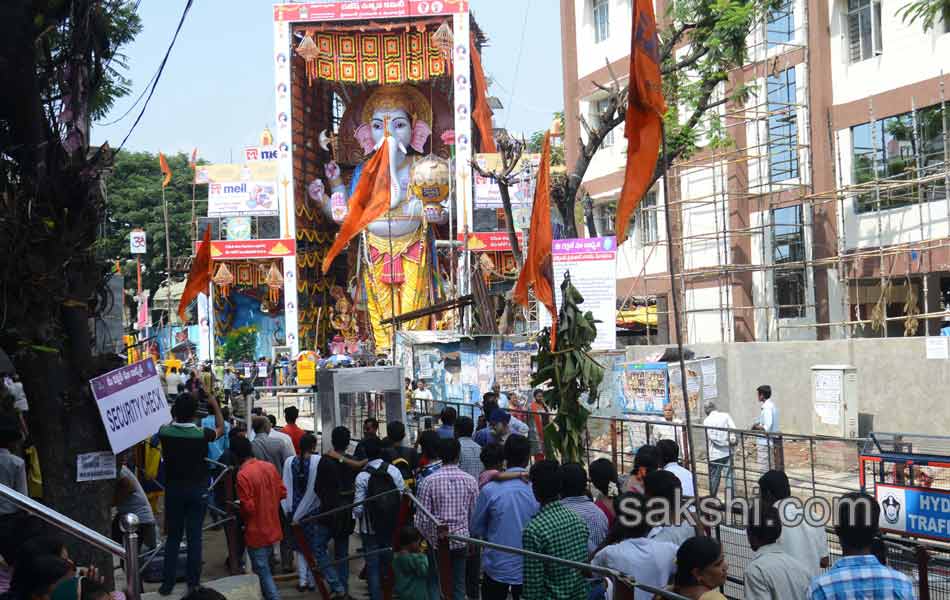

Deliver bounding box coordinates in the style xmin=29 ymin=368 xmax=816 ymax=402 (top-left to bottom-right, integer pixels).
xmin=353 ymin=437 xmax=406 ymax=600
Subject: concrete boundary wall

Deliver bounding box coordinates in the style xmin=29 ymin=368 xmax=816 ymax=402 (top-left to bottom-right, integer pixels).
xmin=625 ymin=337 xmax=950 ymax=436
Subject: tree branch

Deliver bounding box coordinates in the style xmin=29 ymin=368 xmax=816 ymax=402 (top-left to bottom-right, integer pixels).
xmin=661 ymin=45 xmax=710 ymax=75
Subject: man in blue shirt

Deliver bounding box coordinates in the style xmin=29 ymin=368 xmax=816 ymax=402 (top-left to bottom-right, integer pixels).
xmin=808 ymin=492 xmax=915 ymax=599
xmin=470 ymin=435 xmax=539 ymax=600
xmin=473 ymin=393 xmax=500 ymax=446
xmin=437 ymin=407 xmax=457 ymax=439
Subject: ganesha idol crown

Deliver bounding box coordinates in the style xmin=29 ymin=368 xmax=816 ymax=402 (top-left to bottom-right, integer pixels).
xmin=410 ymin=154 xmax=450 ymax=225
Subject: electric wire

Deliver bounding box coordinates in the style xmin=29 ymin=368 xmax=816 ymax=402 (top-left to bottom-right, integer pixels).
xmin=114 ymin=0 xmax=195 ymax=152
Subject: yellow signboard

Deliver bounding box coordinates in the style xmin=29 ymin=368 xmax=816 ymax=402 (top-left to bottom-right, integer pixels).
xmin=194 ymin=162 xmax=279 ymax=184
xmin=297 ymin=359 xmax=316 ymax=387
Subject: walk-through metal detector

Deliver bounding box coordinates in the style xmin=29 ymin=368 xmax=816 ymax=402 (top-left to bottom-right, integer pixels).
xmin=316 ymin=366 xmax=406 ymax=452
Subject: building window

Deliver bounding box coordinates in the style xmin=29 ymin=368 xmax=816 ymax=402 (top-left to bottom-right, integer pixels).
xmin=772 ymin=205 xmax=806 ymax=318
xmin=638 ymin=190 xmax=659 ymax=243
xmin=851 ymin=103 xmax=948 ymax=213
xmin=767 ymin=0 xmax=794 ymax=47
xmin=593 ymin=190 xmax=658 ymax=241
xmin=593 ymin=0 xmax=609 ymax=43
xmin=847 ymin=0 xmax=883 ymax=63
xmin=766 ymin=68 xmax=799 ymax=182
xmin=594 ymin=98 xmax=615 ymax=147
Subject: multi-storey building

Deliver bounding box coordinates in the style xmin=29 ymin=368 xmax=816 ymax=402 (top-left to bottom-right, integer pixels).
xmin=561 ymin=0 xmax=950 ymax=343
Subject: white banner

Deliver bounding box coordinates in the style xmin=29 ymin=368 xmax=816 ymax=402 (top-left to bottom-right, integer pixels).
xmin=76 ymin=451 xmax=117 ymax=482
xmin=208 ymin=181 xmax=279 ymax=217
xmin=90 ymin=360 xmax=171 ymax=454
xmin=539 ymin=237 xmax=618 ymax=350
xmin=130 ymin=230 xmax=147 ymax=255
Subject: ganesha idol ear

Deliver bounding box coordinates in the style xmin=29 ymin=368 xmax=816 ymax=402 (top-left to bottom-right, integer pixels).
xmin=354 ymin=123 xmax=374 ymax=155
xmin=410 ymin=120 xmax=432 ymax=153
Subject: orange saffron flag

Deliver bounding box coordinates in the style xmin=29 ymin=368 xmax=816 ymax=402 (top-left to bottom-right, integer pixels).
xmin=470 ymin=35 xmax=497 ymax=153
xmin=615 ymin=0 xmax=667 ymax=245
xmin=178 ymin=226 xmax=213 ymax=322
xmin=321 ymin=137 xmax=393 ymax=273
xmin=513 ymin=131 xmax=557 ymax=350
xmin=158 ymin=152 xmax=173 ymax=188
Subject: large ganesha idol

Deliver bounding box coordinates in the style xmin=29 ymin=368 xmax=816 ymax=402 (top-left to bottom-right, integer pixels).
xmin=320 ymin=85 xmax=450 ymax=351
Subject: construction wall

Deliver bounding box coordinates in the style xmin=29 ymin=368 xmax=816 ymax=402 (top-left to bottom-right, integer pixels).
xmin=624 ymin=337 xmax=950 ymax=436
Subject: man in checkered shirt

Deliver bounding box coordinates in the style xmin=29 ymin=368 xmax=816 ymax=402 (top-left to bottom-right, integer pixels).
xmin=414 ymin=437 xmax=479 ymax=600
xmin=522 ymin=460 xmax=590 ymax=600
xmin=808 ymin=492 xmax=915 ymax=599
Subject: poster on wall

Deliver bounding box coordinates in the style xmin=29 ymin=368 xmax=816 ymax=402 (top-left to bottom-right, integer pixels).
xmin=539 ymin=237 xmax=617 ymax=351
xmin=668 ymin=362 xmax=702 ymax=419
xmin=493 ymin=350 xmax=533 ymax=396
xmin=618 ymin=363 xmax=668 ymax=414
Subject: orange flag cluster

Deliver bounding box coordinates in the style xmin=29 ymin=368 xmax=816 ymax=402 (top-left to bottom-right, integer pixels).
xmin=615 ymin=0 xmax=666 ymax=244
xmin=178 ymin=226 xmax=213 ymax=321
xmin=513 ymin=131 xmax=557 ymax=351
xmin=321 ymin=136 xmax=394 ymax=273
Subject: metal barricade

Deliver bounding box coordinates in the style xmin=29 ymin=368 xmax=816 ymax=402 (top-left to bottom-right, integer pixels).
xmin=0 ymin=483 xmax=142 ymax=600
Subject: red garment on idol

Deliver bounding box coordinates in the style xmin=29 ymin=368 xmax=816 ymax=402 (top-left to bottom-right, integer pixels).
xmin=369 ymin=241 xmax=423 ymax=284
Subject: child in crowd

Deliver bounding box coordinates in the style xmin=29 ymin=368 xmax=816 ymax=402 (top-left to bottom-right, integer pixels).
xmin=393 ymin=527 xmax=429 ymax=600
xmin=477 ymin=443 xmax=529 ymax=488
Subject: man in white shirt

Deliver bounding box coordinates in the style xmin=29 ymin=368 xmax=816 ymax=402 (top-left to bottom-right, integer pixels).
xmin=751 ymin=384 xmax=780 ymax=471
xmin=267 ymin=414 xmax=296 ymax=457
xmin=165 ymin=367 xmax=184 ymax=400
xmin=744 ymin=506 xmax=812 ymax=600
xmin=591 ymin=490 xmax=679 ymax=600
xmin=491 ymin=382 xmax=509 ymax=410
xmin=412 ymin=380 xmax=434 ymax=414
xmin=643 ymin=470 xmax=696 ymax=546
xmin=759 ymin=470 xmax=829 ymax=576
xmin=353 ymin=438 xmax=406 ymax=600
xmin=656 ymin=439 xmax=695 ymax=498
xmin=702 ymin=401 xmax=737 ymax=497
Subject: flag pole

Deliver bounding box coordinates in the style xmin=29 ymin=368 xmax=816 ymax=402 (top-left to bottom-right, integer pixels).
xmin=659 ymin=122 xmax=700 ymax=499
xmin=163 ymin=184 xmax=173 ymax=356
xmin=191 ymin=169 xmax=197 ymax=248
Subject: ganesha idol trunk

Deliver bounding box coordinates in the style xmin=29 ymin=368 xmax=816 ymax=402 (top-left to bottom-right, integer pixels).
xmin=320 ymin=84 xmax=451 ymax=352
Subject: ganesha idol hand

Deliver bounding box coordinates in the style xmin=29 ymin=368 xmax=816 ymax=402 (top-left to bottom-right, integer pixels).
xmin=324 ymin=160 xmax=342 ymax=184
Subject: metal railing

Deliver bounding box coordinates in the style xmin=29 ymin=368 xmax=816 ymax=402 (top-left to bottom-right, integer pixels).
xmin=0 ymin=483 xmax=141 ymax=600
xmin=402 ymin=490 xmax=690 ymax=600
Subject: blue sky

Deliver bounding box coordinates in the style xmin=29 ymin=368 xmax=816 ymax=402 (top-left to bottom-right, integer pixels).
xmin=92 ymin=0 xmax=563 ymax=163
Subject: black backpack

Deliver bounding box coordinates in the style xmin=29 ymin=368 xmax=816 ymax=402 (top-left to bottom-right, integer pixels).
xmin=365 ymin=461 xmax=401 ymax=543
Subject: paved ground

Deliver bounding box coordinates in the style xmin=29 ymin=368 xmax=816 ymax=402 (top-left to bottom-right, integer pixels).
xmin=139 ymin=517 xmax=369 ymax=600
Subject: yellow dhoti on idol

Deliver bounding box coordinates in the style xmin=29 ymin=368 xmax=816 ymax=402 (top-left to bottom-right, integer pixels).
xmin=365 ymin=229 xmax=429 ymax=351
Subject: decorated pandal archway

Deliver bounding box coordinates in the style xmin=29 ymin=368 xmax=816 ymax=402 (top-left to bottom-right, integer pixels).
xmin=279 ymin=3 xmax=490 ymax=356
xmin=211 ymin=259 xmax=290 ymax=357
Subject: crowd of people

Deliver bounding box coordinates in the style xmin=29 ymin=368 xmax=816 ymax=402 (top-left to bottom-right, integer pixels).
xmin=0 ymin=366 xmax=920 ymax=600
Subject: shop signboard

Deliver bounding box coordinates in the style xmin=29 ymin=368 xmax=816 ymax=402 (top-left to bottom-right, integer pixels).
xmin=195 ymin=238 xmax=296 ymax=260
xmin=194 ymin=162 xmax=279 ymax=184
xmin=459 ymin=231 xmax=524 ymax=252
xmin=208 ymin=181 xmax=279 ymax=217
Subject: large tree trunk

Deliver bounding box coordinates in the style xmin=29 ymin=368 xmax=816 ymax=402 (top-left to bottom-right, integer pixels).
xmin=497 ymin=181 xmax=524 ymax=267
xmin=19 ymin=345 xmax=118 ymax=584
xmin=0 ymin=0 xmax=118 ymax=583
